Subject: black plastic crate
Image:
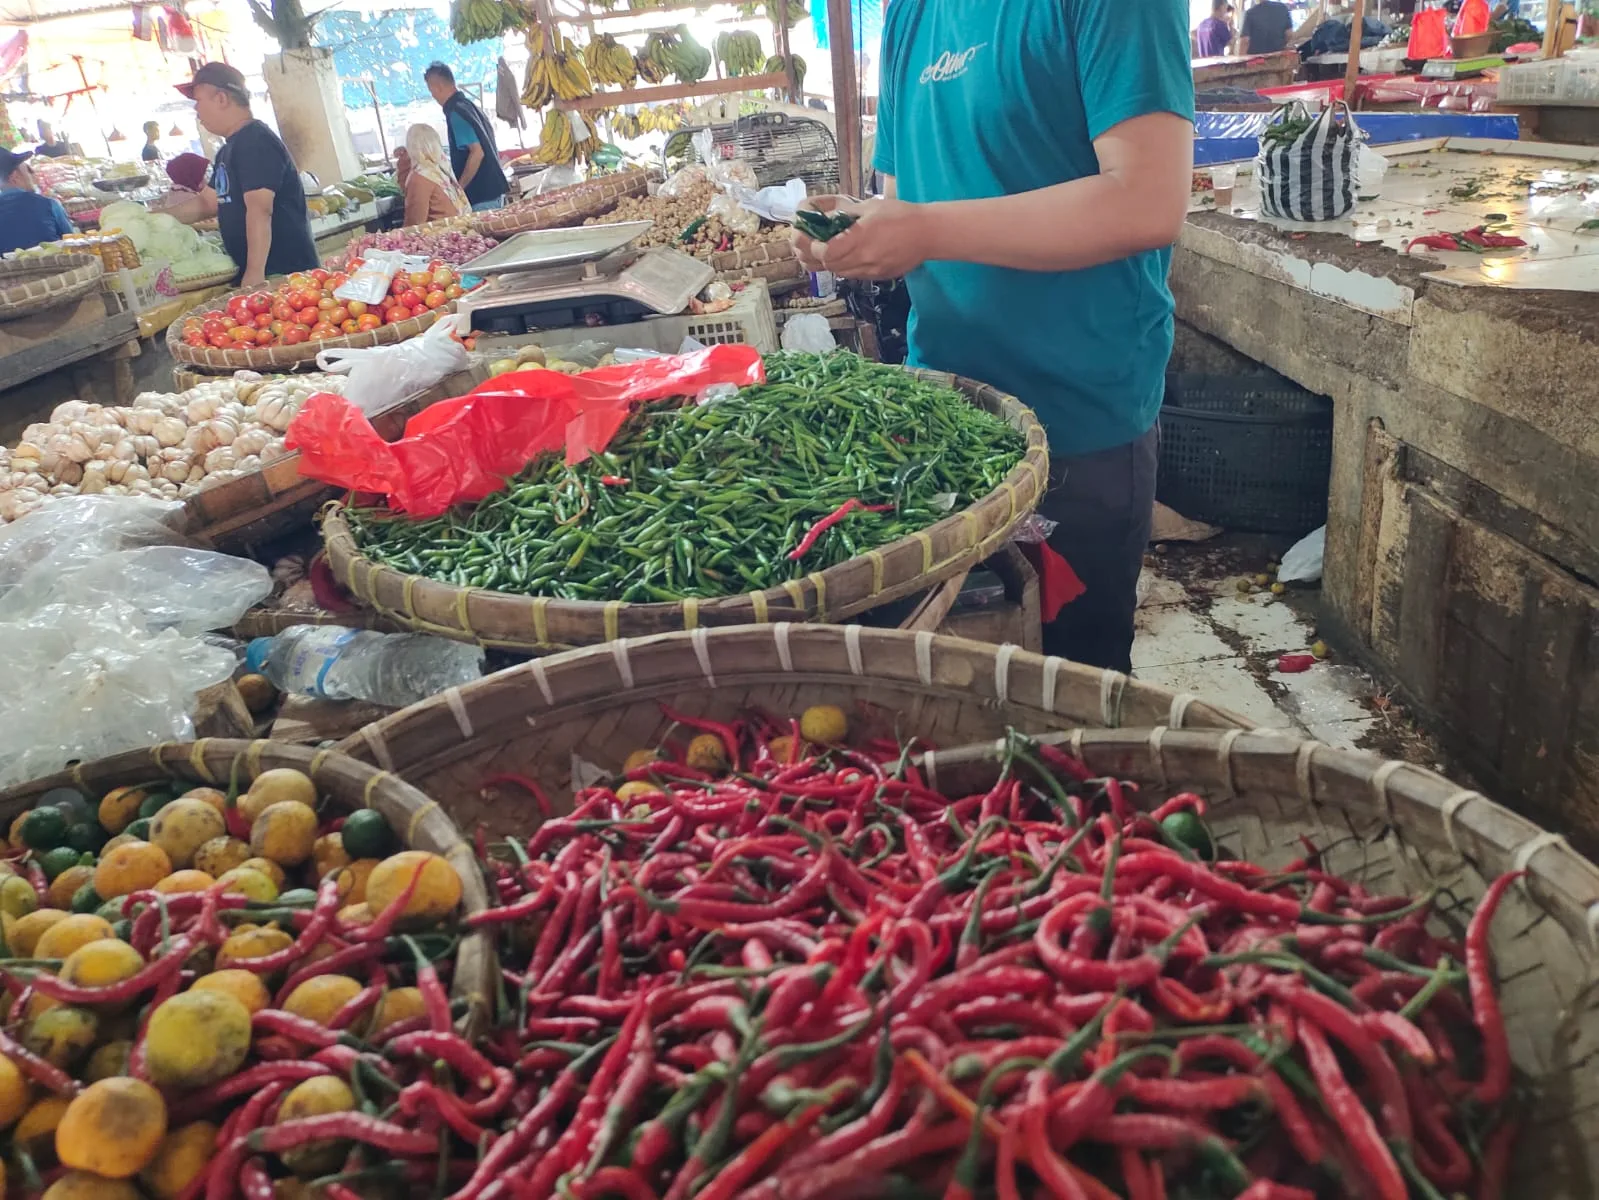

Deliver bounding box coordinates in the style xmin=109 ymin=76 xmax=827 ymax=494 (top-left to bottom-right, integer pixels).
xmin=1157 ymin=372 xmax=1333 ymax=536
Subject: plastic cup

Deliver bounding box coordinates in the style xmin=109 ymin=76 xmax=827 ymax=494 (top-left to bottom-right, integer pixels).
xmin=1212 ymin=164 xmax=1238 ymax=209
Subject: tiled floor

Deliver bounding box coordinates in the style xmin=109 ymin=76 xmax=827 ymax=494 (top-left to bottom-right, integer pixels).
xmin=1203 ymin=138 xmax=1599 ymax=292
xmin=1133 ymin=562 xmax=1385 ymax=753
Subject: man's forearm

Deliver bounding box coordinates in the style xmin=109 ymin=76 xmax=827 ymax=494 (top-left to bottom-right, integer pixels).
xmin=245 ymin=208 xmax=273 ymax=281
xmin=918 ymin=172 xmax=1187 ymax=274
xmin=460 ymin=145 xmax=483 ymax=189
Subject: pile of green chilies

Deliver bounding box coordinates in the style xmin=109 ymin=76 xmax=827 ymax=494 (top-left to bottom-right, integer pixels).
xmin=342 ymin=352 xmax=1026 ymax=603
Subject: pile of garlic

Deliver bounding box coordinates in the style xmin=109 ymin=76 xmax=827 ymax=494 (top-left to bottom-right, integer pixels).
xmin=0 ymin=371 xmax=347 ymax=523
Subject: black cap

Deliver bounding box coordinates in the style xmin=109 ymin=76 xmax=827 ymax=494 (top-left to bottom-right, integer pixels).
xmin=176 ymin=62 xmax=249 ymax=104
xmin=0 ymin=147 xmax=33 ymax=177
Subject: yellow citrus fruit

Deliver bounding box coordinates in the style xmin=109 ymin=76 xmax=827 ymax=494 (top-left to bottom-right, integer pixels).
xmin=97 ymin=787 xmax=151 ymax=836
xmin=336 ymin=902 xmax=371 ymax=927
xmin=7 ymin=908 xmax=69 ymax=956
xmin=193 ymin=836 xmax=251 ymax=879
xmin=45 ymin=866 xmax=97 ymax=912
xmin=60 ymin=939 xmax=145 ymax=991
xmin=368 ymin=987 xmax=426 ymax=1036
xmin=241 ymin=770 xmax=317 ymax=824
xmin=177 ymin=788 xmax=228 ymax=819
xmin=283 ymin=976 xmax=362 ymax=1027
xmin=143 ymin=990 xmax=252 ymax=1089
xmin=56 ymin=1076 xmax=168 ymax=1178
xmin=15 ymin=1093 xmax=72 ymax=1157
xmin=23 ymin=1006 xmax=98 ymax=1068
xmin=190 ymin=969 xmax=271 ymax=1015
xmin=239 ymin=857 xmax=286 ymax=888
xmin=33 ymin=914 xmax=115 ymax=961
xmin=85 ymin=1040 xmax=132 ymax=1081
xmin=93 ymin=842 xmax=173 ymax=900
xmin=44 ymin=1169 xmax=143 ymax=1200
xmin=154 ymin=870 xmax=215 ymax=895
xmin=275 ymin=1076 xmax=354 ymax=1176
xmin=334 ymin=858 xmax=378 ymax=906
xmin=0 ymin=872 xmax=40 ymax=920
xmin=365 ymin=851 xmax=461 ymax=924
xmin=311 ymin=832 xmax=350 ymax=881
xmin=139 ymin=1119 xmax=217 ymax=1200
xmin=684 ymin=733 xmax=728 ymax=772
xmin=217 ymin=924 xmax=293 ymax=969
xmin=799 ymin=704 xmax=848 ymax=745
xmin=150 ymin=799 xmax=227 ymax=870
xmin=214 ymin=867 xmax=278 ymax=904
xmin=0 ymin=1053 xmax=30 ymax=1126
xmin=615 ymin=780 xmax=663 ymax=805
xmin=622 ymin=748 xmax=661 ymax=772
xmin=249 ymin=802 xmax=319 ymax=868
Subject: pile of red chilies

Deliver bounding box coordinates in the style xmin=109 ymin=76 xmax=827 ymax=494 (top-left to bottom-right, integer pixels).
xmin=462 ymin=715 xmax=1523 ymax=1200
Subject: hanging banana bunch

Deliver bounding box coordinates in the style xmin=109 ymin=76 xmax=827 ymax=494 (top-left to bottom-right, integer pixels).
xmin=522 ymin=26 xmax=554 ymax=108
xmin=522 ymin=26 xmax=593 ymax=109
xmin=639 ymin=31 xmax=676 ymax=84
xmin=451 ymin=0 xmax=520 ymax=44
xmin=715 ymin=30 xmax=765 ymax=78
xmin=764 ymin=53 xmax=806 ymax=90
xmin=611 ymin=111 xmax=643 ymax=140
xmin=535 ymin=110 xmax=577 ymax=165
xmin=551 ymin=45 xmax=594 ymax=102
xmin=672 ymin=26 xmax=713 ymax=84
xmin=584 ymin=34 xmax=638 ymax=88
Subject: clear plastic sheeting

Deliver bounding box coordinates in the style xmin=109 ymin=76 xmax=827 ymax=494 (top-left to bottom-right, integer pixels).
xmin=0 ymin=496 xmax=273 ymax=788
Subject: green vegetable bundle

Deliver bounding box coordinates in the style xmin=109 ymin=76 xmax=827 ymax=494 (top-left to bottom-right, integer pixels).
xmin=342 ymin=352 xmax=1026 ymax=604
xmin=793 ymin=208 xmax=859 ymax=242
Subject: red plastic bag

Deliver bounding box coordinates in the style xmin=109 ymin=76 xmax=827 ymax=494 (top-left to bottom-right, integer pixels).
xmin=286 ymin=344 xmax=766 ymax=517
xmin=1453 ymin=0 xmax=1491 ymax=38
xmin=1408 ymin=7 xmax=1449 ymax=59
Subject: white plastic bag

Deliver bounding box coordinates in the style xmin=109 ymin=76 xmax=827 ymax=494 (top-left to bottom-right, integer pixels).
xmin=781 ymin=313 xmax=837 ymax=354
xmin=1356 ymin=145 xmax=1389 ymax=197
xmin=1279 ymin=525 xmax=1326 ymax=584
xmin=336 ymin=249 xmax=412 ymax=306
xmin=708 ymin=192 xmax=761 ymax=234
xmin=0 ymin=495 xmax=273 ymax=788
xmin=727 ymin=178 xmax=807 ymax=225
xmin=316 ymin=313 xmax=470 ymax=414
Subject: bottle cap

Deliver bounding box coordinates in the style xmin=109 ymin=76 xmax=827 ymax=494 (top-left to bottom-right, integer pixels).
xmin=244 ymin=637 xmax=273 ymax=674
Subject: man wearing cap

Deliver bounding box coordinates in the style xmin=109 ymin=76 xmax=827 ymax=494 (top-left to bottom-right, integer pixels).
xmin=171 ymin=62 xmax=318 ymax=286
xmin=0 ymin=149 xmax=75 ymax=255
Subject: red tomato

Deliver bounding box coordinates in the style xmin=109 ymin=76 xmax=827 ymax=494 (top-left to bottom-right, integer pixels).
xmin=302 ymin=288 xmax=324 ymax=306
xmin=410 ymin=304 xmax=430 ymax=319
xmin=356 ymin=313 xmax=381 ymax=331
xmin=311 ymin=322 xmax=339 ymax=339
xmin=397 ymin=290 xmax=420 ymax=309
xmin=383 ymin=306 xmax=408 ymax=325
xmin=340 ymin=319 xmax=359 ymax=334
xmin=231 ymin=326 xmax=258 ymax=342
xmin=424 ymin=290 xmax=446 ymax=309
xmin=408 ymin=271 xmax=432 ymax=288
xmin=390 ymin=275 xmax=410 ymax=297
xmin=286 ymin=272 xmax=312 ymax=291
xmin=310 ymin=268 xmax=330 ymax=284
xmin=202 ymin=309 xmax=227 ymax=321
xmin=253 ymin=313 xmax=274 ymax=330
xmin=296 ymin=307 xmax=320 ymax=327
xmin=220 ymin=316 xmax=238 ymax=330
xmin=443 ymin=284 xmax=463 ymax=301
xmin=201 ymin=318 xmax=226 ymax=338
xmin=328 ymin=306 xmax=350 ymax=326
xmin=209 ymin=334 xmax=234 ymax=349
xmin=245 ymin=292 xmax=272 ymax=315
xmin=346 ymin=299 xmax=368 ymax=317
xmin=226 ymin=296 xmax=250 ymax=319
xmin=281 ymin=327 xmax=308 ymax=345
xmin=329 ymin=273 xmax=349 ymax=290
xmin=255 ymin=329 xmax=276 ymax=345
xmin=271 ymin=302 xmax=295 ymax=322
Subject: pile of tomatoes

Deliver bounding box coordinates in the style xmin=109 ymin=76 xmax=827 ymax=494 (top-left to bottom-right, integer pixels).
xmin=179 ymin=262 xmax=467 ymax=352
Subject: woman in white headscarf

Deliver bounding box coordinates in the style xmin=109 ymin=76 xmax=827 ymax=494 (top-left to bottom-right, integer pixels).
xmin=397 ymin=124 xmax=469 ymax=226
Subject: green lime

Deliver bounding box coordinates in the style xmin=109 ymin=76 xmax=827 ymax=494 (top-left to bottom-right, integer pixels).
xmin=124 ymin=819 xmax=152 ymax=841
xmin=96 ymin=899 xmax=127 ymax=923
xmin=341 ymin=809 xmax=397 ymax=860
xmin=39 ymin=846 xmax=82 ymax=882
xmin=137 ymin=790 xmax=174 ymax=820
xmin=1161 ymin=811 xmax=1215 ymax=859
xmin=0 ymin=873 xmax=39 ymax=919
xmin=65 ymin=823 xmax=108 ymax=855
xmin=38 ymin=788 xmax=93 ymax=825
xmin=110 ymin=919 xmax=133 ymax=941
xmin=70 ymin=882 xmax=102 ymax=914
xmin=275 ymin=888 xmax=319 ymax=907
xmin=18 ymin=807 xmax=69 ymax=851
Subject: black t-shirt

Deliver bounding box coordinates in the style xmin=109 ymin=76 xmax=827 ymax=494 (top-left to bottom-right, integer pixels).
xmin=1241 ymin=1 xmax=1295 ymax=52
xmin=141 ymin=143 xmax=161 ymax=163
xmin=213 ymin=119 xmax=319 ymax=280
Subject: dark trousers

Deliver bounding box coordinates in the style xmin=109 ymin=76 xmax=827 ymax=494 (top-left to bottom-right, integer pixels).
xmin=1037 ymin=426 xmax=1158 ymax=674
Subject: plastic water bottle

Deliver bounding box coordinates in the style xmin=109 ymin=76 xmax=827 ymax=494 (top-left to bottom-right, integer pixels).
xmin=244 ymin=626 xmax=484 ymax=707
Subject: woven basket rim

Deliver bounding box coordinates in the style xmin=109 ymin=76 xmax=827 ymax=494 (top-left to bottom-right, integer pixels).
xmin=318 ymin=367 xmax=1051 ymax=651
xmin=0 ymin=252 xmax=105 ymax=319
xmin=0 ymin=739 xmax=498 ymax=1033
xmin=166 ymin=280 xmax=449 ymax=370
xmin=473 ymin=169 xmax=652 ymax=238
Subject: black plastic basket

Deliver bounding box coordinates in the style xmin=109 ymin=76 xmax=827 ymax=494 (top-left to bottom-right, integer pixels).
xmin=1157 ymin=373 xmax=1333 ymax=536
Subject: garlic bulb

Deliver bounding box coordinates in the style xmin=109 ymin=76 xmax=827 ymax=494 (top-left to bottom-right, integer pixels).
xmin=260 ymin=438 xmax=292 ymax=465
xmin=129 ymin=435 xmax=159 ymax=460
xmin=153 ymin=416 xmax=187 ymax=448
xmin=203 ymin=446 xmax=238 ymax=474
xmin=162 ymin=459 xmax=190 ymax=484
xmin=54 ymin=461 xmax=84 ymax=486
xmin=79 ymin=463 xmax=108 ymax=495
xmin=49 ymin=401 xmax=90 ymax=424
xmin=232 ymin=427 xmax=272 ymax=458
xmin=126 ymin=409 xmax=158 ymax=437
xmin=235 ymin=455 xmax=262 ymax=473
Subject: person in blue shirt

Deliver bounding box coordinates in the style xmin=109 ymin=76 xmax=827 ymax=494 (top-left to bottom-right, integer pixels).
xmin=424 ymin=62 xmax=509 ymax=213
xmin=794 ymin=0 xmax=1195 ymax=673
xmin=0 ymin=148 xmax=75 ymax=256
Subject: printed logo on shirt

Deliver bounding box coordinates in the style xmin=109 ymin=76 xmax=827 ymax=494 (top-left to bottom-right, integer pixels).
xmin=212 ymin=160 xmax=231 ymax=205
xmin=920 ymin=43 xmax=987 ymax=85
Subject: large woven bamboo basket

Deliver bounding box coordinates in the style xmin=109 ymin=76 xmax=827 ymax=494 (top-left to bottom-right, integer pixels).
xmin=707 ymin=239 xmax=805 ymax=287
xmin=0 ymin=740 xmax=497 ymax=1033
xmin=334 ymin=625 xmax=1248 ymax=835
xmin=0 ymin=252 xmax=104 ymax=322
xmin=318 ymin=366 xmax=1050 ymax=652
xmin=167 ymin=281 xmax=449 ymax=371
xmin=914 ymin=726 xmax=1599 ymax=1195
xmin=474 ymin=169 xmax=652 ymax=239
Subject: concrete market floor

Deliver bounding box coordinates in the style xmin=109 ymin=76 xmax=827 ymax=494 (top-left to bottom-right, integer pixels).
xmin=1132 ymin=541 xmax=1449 ymax=769
xmin=1200 ymin=138 xmax=1599 ymax=292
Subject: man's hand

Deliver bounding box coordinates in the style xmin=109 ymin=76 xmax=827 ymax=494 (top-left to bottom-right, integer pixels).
xmin=791 ymin=194 xmax=929 ymax=280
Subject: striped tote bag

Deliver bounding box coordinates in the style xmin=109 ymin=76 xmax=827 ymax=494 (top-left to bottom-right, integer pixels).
xmin=1257 ymin=102 xmax=1361 ymax=222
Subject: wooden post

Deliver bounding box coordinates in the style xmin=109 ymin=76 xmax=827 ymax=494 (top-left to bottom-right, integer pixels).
xmin=1343 ymin=0 xmax=1367 ymax=106
xmin=1542 ymin=0 xmax=1564 ymax=57
xmin=827 ymin=0 xmax=862 ymax=195
xmin=775 ymin=0 xmax=799 ymax=103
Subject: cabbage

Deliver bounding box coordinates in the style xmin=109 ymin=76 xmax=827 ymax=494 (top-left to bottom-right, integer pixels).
xmin=99 ymin=203 xmax=213 ymax=266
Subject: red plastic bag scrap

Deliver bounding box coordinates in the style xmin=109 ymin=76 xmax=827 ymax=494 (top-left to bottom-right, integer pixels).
xmin=1453 ymin=0 xmax=1491 ymax=38
xmin=285 ymin=344 xmax=765 ymax=517
xmin=1408 ymin=7 xmax=1449 ymax=59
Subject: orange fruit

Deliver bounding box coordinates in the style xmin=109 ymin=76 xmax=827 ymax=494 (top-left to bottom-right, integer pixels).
xmin=249 ymin=802 xmax=318 ymax=867
xmin=193 ymin=837 xmax=250 ymax=879
xmin=33 ymin=915 xmax=115 ymax=961
xmin=150 ymin=799 xmax=226 ymax=870
xmin=139 ymin=1120 xmax=217 ymax=1199
xmin=55 ymin=1077 xmax=167 ymax=1178
xmin=283 ymin=976 xmax=362 ymax=1027
xmin=153 ymin=870 xmax=215 ymax=895
xmin=93 ymin=842 xmax=173 ymax=899
xmin=364 ymin=851 xmax=461 ymax=923
xmin=190 ymin=970 xmax=271 ymax=1015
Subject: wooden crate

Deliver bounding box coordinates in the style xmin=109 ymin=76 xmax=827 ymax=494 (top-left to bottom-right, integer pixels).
xmin=939 ymin=544 xmax=1043 ymax=652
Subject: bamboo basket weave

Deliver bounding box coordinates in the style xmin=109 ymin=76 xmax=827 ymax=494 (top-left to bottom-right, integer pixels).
xmin=916 ymin=726 xmax=1599 ymax=1194
xmin=0 ymin=253 xmax=104 ymax=322
xmin=318 ymin=368 xmax=1050 ymax=652
xmin=167 ymin=282 xmax=449 ymax=371
xmin=474 ymin=170 xmax=652 ymax=239
xmin=0 ymin=740 xmax=498 ymax=1034
xmin=334 ymin=625 xmax=1248 ymax=835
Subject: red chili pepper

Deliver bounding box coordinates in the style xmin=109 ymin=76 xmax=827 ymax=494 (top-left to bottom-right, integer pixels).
xmin=1467 ymin=870 xmax=1524 ymax=1107
xmin=786 ymin=498 xmax=894 ymax=561
xmin=481 ymin=772 xmax=554 ymax=820
xmin=1298 ymin=1017 xmax=1406 ymax=1200
xmin=248 ymin=1113 xmax=437 ymax=1156
xmin=695 ymin=1101 xmax=829 ymax=1200
xmin=0 ymin=1028 xmax=80 ymax=1096
xmin=598 ymin=476 xmax=632 ymax=488
xmin=580 ymin=1167 xmax=659 ymax=1200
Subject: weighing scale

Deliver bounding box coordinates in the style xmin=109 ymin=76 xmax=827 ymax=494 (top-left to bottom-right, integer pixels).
xmin=457 ymin=221 xmax=715 ymax=336
xmin=1421 ymin=54 xmax=1505 ymax=80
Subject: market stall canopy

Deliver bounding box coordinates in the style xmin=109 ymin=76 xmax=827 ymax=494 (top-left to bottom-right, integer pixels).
xmin=0 ymin=0 xmax=140 ymax=24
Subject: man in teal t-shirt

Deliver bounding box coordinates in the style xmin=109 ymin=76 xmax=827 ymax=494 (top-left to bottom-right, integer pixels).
xmin=795 ymin=0 xmax=1194 ymax=672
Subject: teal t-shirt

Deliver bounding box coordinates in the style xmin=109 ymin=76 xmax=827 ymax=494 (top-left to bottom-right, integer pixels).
xmin=875 ymin=0 xmax=1195 ymax=457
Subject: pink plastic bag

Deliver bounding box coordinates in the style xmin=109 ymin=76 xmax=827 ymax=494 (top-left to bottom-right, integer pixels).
xmin=285 ymin=344 xmax=766 ymax=517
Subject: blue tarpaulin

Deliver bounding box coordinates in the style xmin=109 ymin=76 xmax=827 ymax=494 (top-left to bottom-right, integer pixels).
xmin=1193 ymin=110 xmax=1519 ymax=164
xmin=314 ymin=9 xmax=499 ymax=110
xmin=813 ymin=0 xmax=883 ymax=51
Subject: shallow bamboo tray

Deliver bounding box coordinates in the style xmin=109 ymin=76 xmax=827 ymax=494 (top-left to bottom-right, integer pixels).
xmin=0 ymin=253 xmax=104 ymax=321
xmin=0 ymin=740 xmax=497 ymax=1034
xmin=918 ymin=726 xmax=1599 ymax=1195
xmin=319 ymin=367 xmax=1050 ymax=652
xmin=335 ymin=625 xmax=1248 ymax=836
xmin=475 ymin=170 xmax=652 ymax=238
